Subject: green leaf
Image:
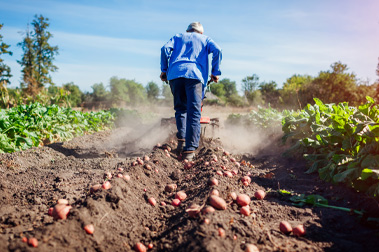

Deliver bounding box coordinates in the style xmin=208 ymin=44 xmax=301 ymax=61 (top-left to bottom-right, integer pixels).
xmin=332 ymin=168 xmax=358 ymax=183
xmin=367 ymin=182 xmax=379 ymax=198
xmin=304 ymin=194 xmax=328 ymax=205
xmin=361 ymin=168 xmax=374 ymax=180
xmin=306 ymin=160 xmax=324 ymax=174
xmin=289 ymin=194 xmax=328 ymax=206
xmin=278 ymin=189 xmax=292 ymax=195
xmin=15 ymin=136 xmax=33 ymax=148
xmin=361 ymin=168 xmax=379 ymax=180
xmin=368 ymin=124 xmax=379 ymax=136
xmin=361 ymin=155 xmax=379 ymax=168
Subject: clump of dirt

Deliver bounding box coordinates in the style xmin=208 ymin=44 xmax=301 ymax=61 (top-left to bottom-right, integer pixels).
xmin=0 ymin=127 xmax=378 ymax=252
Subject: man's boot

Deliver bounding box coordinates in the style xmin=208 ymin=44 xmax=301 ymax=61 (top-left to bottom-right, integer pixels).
xmin=182 ymin=150 xmax=195 ymax=161
xmin=176 ymin=139 xmax=185 ymax=155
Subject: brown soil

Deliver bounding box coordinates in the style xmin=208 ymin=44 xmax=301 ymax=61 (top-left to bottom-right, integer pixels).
xmin=1 ymin=125 xmax=378 ymax=252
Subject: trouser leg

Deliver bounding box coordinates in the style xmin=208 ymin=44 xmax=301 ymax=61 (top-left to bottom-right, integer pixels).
xmin=169 ymin=79 xmax=186 ymax=140
xmin=184 ymin=79 xmax=202 ymax=151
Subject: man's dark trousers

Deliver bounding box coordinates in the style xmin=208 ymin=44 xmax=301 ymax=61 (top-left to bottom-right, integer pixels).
xmin=169 ymin=78 xmax=202 ymax=152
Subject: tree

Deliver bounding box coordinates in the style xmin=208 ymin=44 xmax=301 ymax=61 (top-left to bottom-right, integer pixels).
xmin=259 ymin=81 xmax=277 ymax=94
xmin=219 ymin=78 xmax=238 ymax=98
xmin=162 ymin=84 xmax=173 ymax=103
xmin=109 ymin=76 xmax=146 ymax=106
xmin=259 ymin=81 xmax=279 ymax=105
xmin=0 ymin=24 xmax=12 ymax=84
xmin=17 ymin=25 xmax=36 ymax=93
xmin=226 ymin=93 xmax=246 ymax=107
xmin=0 ymin=24 xmax=13 ymax=108
xmin=241 ymin=74 xmax=260 ymax=105
xmin=62 ymin=82 xmax=83 ymax=107
xmin=32 ymin=15 xmax=58 ymax=87
xmin=146 ymin=81 xmax=160 ymax=100
xmin=209 ymin=82 xmax=226 ymax=98
xmin=280 ymin=74 xmax=314 ymax=109
xmin=91 ymin=82 xmax=109 ymax=102
xmin=376 ymin=57 xmax=379 ymax=82
xmin=242 ymin=74 xmax=259 ymax=93
xmin=354 ymin=83 xmax=376 ymax=105
xmin=18 ymin=15 xmax=58 ymax=95
xmin=311 ymin=62 xmax=357 ymax=104
xmin=214 ymin=78 xmax=246 ymax=106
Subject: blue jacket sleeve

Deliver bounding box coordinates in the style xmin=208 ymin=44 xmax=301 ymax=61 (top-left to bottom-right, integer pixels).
xmin=207 ymin=38 xmax=222 ymax=76
xmin=160 ymin=37 xmax=175 ymax=73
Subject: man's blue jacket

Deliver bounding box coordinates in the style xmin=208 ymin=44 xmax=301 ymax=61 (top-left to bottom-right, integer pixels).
xmin=161 ymin=32 xmax=222 ymax=88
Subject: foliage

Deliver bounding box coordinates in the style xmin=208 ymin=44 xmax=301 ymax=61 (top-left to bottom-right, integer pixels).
xmin=145 ymin=81 xmax=160 ymax=100
xmin=354 ymin=83 xmax=377 ymax=105
xmin=91 ymin=82 xmax=109 ymax=102
xmin=280 ymin=74 xmax=314 ymax=109
xmin=225 ymin=93 xmax=247 ymax=107
xmin=0 ymin=23 xmax=13 ymax=85
xmin=109 ymin=76 xmax=146 ymax=106
xmin=0 ymin=103 xmax=115 ymax=153
xmin=18 ymin=15 xmax=58 ymax=95
xmin=161 ymin=84 xmax=173 ymax=104
xmin=259 ymin=81 xmax=279 ymax=106
xmin=62 ymin=82 xmax=83 ymax=107
xmin=282 ymin=96 xmax=379 ymax=198
xmin=287 ymin=193 xmax=364 ymax=215
xmin=209 ymin=82 xmax=226 ymax=98
xmin=218 ymin=78 xmax=238 ymax=98
xmin=241 ymin=74 xmax=260 ymax=105
xmin=209 ymin=78 xmax=247 ymax=106
xmin=242 ymin=74 xmax=259 ymax=93
xmin=226 ymin=105 xmax=288 ymax=134
xmin=311 ymin=62 xmax=357 ymax=104
xmin=0 ymin=24 xmax=13 ymax=108
xmin=31 ymin=15 xmax=59 ymax=88
xmin=48 ymin=82 xmax=83 ymax=107
xmin=17 ymin=25 xmax=36 ymax=93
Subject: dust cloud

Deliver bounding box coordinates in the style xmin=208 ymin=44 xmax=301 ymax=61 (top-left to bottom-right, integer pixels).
xmin=214 ymin=122 xmax=282 ymax=156
xmin=101 ymin=108 xmax=175 ymax=157
xmin=97 ymin=106 xmax=282 ymax=157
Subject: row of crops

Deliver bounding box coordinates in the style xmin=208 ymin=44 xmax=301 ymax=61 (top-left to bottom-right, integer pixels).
xmin=226 ymin=97 xmax=379 ymax=198
xmin=0 ymin=103 xmax=115 ymax=153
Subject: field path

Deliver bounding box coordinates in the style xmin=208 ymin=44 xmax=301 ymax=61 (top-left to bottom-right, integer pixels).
xmin=0 ymin=126 xmax=378 ymax=251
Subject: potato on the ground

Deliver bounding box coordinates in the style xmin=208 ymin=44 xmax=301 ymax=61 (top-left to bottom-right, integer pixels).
xmin=254 ymin=190 xmax=266 ymax=200
xmin=293 ymin=224 xmax=306 ymax=237
xmin=27 ymin=237 xmax=38 ymax=247
xmin=52 ymin=204 xmax=72 ymax=220
xmin=175 ymin=191 xmax=187 ymax=201
xmin=208 ymin=195 xmax=227 ymax=210
xmin=236 ymin=194 xmax=251 ymax=206
xmin=279 ymin=221 xmax=293 ymax=234
xmin=84 ymin=224 xmax=94 ymax=234
xmin=240 ymin=205 xmax=250 ymax=216
xmin=245 ymin=244 xmax=259 ymax=252
xmin=208 ymin=177 xmax=218 ymax=186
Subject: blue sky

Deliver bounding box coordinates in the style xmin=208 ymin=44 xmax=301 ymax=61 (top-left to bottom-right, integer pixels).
xmin=1 ymin=0 xmax=378 ymax=92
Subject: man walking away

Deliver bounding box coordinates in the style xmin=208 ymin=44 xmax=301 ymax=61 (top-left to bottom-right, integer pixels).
xmin=160 ymin=22 xmax=222 ymax=161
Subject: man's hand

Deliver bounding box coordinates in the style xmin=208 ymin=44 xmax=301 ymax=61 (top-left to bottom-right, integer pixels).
xmin=211 ymin=74 xmax=219 ymax=83
xmin=160 ymin=72 xmax=167 ymax=82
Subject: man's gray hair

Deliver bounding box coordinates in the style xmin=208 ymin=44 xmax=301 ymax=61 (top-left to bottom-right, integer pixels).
xmin=186 ymin=22 xmax=204 ymax=34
